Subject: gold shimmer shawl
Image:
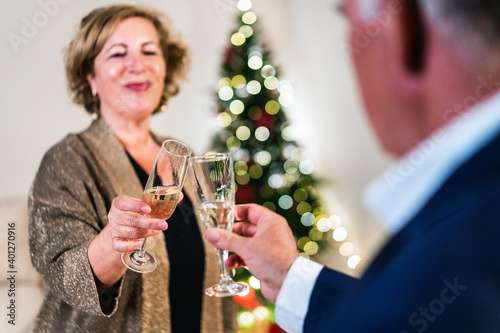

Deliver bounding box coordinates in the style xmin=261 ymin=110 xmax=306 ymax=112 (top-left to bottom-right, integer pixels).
xmin=28 ymin=118 xmax=237 ymax=333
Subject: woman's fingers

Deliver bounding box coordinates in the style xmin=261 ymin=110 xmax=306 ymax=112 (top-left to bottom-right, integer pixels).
xmin=112 ymin=194 xmax=150 ymax=214
xmin=111 ymin=237 xmax=143 ymax=253
xmin=107 ymin=195 xmax=168 ymax=252
xmin=122 ymin=212 xmax=167 ymax=230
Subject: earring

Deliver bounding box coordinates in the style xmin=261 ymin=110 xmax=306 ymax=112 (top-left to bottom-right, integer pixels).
xmin=91 ymin=87 xmax=99 ymax=118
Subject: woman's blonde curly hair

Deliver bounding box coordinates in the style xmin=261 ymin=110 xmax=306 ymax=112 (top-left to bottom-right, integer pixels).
xmin=65 ymin=5 xmax=190 ymax=115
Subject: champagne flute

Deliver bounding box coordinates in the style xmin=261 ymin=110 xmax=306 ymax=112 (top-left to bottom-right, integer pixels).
xmin=122 ymin=139 xmax=191 ymax=273
xmin=189 ymin=153 xmax=248 ymax=296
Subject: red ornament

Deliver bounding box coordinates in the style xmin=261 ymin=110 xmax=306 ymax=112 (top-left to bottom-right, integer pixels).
xmin=235 ymin=183 xmax=257 ymax=203
xmin=254 ymin=111 xmax=274 ymax=129
xmin=269 ymin=323 xmax=286 ymax=333
xmin=233 ymin=285 xmax=260 ymax=309
xmin=223 ymin=46 xmax=237 ymax=65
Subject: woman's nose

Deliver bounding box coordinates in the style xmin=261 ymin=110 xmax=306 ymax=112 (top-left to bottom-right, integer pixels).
xmin=127 ymin=52 xmax=146 ymax=73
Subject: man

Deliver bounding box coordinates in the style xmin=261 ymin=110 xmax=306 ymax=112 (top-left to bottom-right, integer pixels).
xmin=205 ymin=0 xmax=500 ymax=332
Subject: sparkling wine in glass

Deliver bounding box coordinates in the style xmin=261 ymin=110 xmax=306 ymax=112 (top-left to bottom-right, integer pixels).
xmin=122 ymin=139 xmax=191 ymax=273
xmin=189 ymin=153 xmax=248 ymax=296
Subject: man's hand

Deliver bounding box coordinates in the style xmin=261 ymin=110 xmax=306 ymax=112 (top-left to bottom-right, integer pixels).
xmin=204 ymin=203 xmax=299 ymax=302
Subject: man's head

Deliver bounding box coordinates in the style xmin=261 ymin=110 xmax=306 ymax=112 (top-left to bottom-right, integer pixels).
xmin=343 ymin=0 xmax=500 ymax=156
xmin=358 ymin=0 xmax=500 ymax=45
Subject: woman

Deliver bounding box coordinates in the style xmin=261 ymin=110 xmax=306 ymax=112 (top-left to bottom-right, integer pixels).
xmin=28 ymin=5 xmax=236 ymax=333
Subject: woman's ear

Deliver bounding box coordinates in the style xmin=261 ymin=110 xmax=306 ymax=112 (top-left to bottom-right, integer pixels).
xmin=87 ymin=73 xmax=97 ymax=96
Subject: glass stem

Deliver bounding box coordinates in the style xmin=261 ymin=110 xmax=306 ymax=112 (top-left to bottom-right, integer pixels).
xmin=216 ymin=248 xmax=230 ymax=280
xmin=137 ymin=237 xmax=148 ymax=257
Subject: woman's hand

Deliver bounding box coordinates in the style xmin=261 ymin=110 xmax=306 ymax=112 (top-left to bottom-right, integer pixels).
xmin=106 ymin=194 xmax=168 ymax=252
xmin=88 ymin=194 xmax=168 ymax=290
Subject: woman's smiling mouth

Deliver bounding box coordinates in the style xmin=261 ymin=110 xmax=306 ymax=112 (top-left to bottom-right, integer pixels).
xmin=125 ymin=81 xmax=151 ymax=92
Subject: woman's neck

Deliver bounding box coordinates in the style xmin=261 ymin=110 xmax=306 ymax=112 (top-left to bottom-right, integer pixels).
xmin=101 ymin=111 xmax=151 ymax=148
xmin=100 ymin=111 xmax=161 ymax=173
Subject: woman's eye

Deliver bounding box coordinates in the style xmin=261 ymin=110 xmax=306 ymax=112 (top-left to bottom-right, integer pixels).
xmin=110 ymin=53 xmax=126 ymax=58
xmin=144 ymin=51 xmax=157 ymax=56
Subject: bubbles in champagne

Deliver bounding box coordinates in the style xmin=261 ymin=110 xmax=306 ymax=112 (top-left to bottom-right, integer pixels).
xmin=142 ymin=186 xmax=181 ymax=220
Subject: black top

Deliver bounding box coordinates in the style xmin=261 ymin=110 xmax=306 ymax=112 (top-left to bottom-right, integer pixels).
xmin=127 ymin=152 xmax=205 ymax=333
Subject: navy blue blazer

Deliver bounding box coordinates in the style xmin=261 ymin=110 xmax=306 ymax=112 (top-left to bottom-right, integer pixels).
xmin=305 ymin=132 xmax=500 ymax=332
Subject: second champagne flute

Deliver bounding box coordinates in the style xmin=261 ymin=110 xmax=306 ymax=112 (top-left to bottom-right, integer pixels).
xmin=189 ymin=153 xmax=248 ymax=296
xmin=121 ymin=139 xmax=191 ymax=273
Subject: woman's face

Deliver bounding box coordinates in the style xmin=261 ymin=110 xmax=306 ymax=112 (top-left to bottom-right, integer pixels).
xmin=88 ymin=17 xmax=166 ymax=121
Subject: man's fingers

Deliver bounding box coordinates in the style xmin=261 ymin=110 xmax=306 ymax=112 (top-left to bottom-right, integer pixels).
xmin=234 ymin=204 xmax=259 ymax=223
xmin=232 ymin=220 xmax=257 ymax=237
xmin=204 ymin=228 xmax=244 ymax=253
xmin=226 ymin=254 xmax=245 ymax=269
xmin=235 ymin=203 xmax=280 ymax=226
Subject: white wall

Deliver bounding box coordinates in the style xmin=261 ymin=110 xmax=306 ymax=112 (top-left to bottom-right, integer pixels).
xmin=0 ymin=0 xmax=393 ymax=272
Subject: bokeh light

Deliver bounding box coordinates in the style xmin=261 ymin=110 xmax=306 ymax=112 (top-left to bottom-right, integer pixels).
xmin=299 ymin=160 xmax=314 ymax=174
xmin=248 ymin=276 xmax=260 ymax=289
xmin=232 ymin=75 xmax=246 ymax=88
xmin=339 ymin=242 xmax=354 ymax=256
xmin=218 ymin=86 xmax=234 ymax=101
xmin=296 ymin=202 xmax=312 ymax=215
xmin=239 ymin=25 xmax=254 ymax=38
xmin=268 ymin=174 xmax=283 ymax=189
xmin=278 ymin=195 xmax=293 ymax=209
xmin=254 ymin=150 xmax=272 ymax=166
xmin=265 ymin=100 xmax=280 ymax=115
xmin=237 ymin=0 xmax=253 ymax=11
xmin=231 ymin=32 xmax=246 ymax=46
xmin=332 ymin=227 xmax=348 ymax=242
xmin=216 ymin=112 xmax=232 ymax=127
xmin=246 ymin=80 xmax=261 ymax=95
xmin=304 ymin=241 xmax=319 ymax=256
xmin=236 ymin=126 xmax=251 ymax=141
xmin=242 ymin=11 xmax=257 ymax=25
xmin=254 ymin=126 xmax=270 ymax=141
xmin=301 ymin=212 xmax=315 ymax=227
xmin=348 ymin=255 xmax=361 ymax=269
xmin=230 ymin=100 xmax=245 ymax=114
xmin=264 ymin=76 xmax=279 ymax=90
xmin=248 ymin=56 xmax=263 ymax=70
xmin=249 ymin=165 xmax=263 ymax=179
xmin=226 ymin=136 xmax=241 ymax=150
xmin=261 ymin=64 xmax=276 ymax=78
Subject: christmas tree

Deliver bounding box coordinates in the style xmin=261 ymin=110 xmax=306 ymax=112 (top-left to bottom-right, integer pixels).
xmin=208 ymin=1 xmax=359 ymax=331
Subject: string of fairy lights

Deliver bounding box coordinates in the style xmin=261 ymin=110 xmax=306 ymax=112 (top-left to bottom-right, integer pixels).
xmin=212 ymin=0 xmax=362 ymax=271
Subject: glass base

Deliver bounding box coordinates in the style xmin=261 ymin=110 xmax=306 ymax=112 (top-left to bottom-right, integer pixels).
xmin=205 ymin=279 xmax=248 ymax=297
xmin=121 ymin=250 xmax=157 ymax=273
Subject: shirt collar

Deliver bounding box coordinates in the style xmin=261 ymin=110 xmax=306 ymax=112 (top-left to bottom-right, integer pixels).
xmin=363 ymin=91 xmax=500 ymax=234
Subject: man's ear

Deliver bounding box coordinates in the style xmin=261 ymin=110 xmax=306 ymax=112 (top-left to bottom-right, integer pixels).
xmin=396 ymin=0 xmax=427 ymax=73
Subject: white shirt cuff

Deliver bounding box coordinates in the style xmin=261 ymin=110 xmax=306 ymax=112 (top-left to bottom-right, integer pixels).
xmin=275 ymin=256 xmax=323 ymax=333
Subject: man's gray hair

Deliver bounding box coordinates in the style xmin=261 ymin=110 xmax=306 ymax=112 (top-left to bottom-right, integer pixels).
xmin=358 ymin=0 xmax=500 ymax=47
